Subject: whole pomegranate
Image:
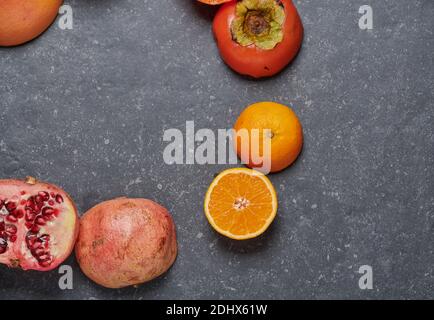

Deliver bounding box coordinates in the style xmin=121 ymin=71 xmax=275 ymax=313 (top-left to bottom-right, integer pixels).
xmin=0 ymin=177 xmax=79 ymax=271
xmin=75 ymin=198 xmax=177 ymax=288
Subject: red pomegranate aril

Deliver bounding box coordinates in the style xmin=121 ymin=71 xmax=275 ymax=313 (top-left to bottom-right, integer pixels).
xmin=26 ymin=234 xmax=37 ymax=246
xmin=55 ymin=194 xmax=64 ymax=204
xmin=31 ymin=225 xmax=40 ymax=233
xmin=48 ymin=200 xmax=55 ymax=206
xmin=26 ymin=198 xmax=35 ymax=208
xmin=5 ymin=224 xmax=17 ymax=235
xmin=0 ymin=246 xmax=6 ymax=254
xmin=30 ymin=240 xmax=42 ymax=250
xmin=9 ymin=234 xmax=17 ymax=242
xmin=14 ymin=209 xmax=24 ymax=219
xmin=33 ymin=204 xmax=42 ymax=214
xmin=50 ymin=192 xmax=55 ymax=198
xmin=20 ymin=200 xmax=26 ymax=206
xmin=25 ymin=222 xmax=33 ymax=229
xmin=38 ymin=254 xmax=50 ymax=261
xmin=42 ymin=207 xmax=55 ymax=216
xmin=35 ymin=217 xmax=46 ymax=226
xmin=33 ymin=247 xmax=45 ymax=256
xmin=43 ymin=214 xmax=54 ymax=222
xmin=0 ymin=219 xmax=4 ymax=231
xmin=10 ymin=209 xmax=18 ymax=217
xmin=5 ymin=201 xmax=17 ymax=212
xmin=38 ymin=191 xmax=50 ymax=201
xmin=25 ymin=210 xmax=36 ymax=222
xmin=6 ymin=214 xmax=17 ymax=223
xmin=34 ymin=195 xmax=44 ymax=204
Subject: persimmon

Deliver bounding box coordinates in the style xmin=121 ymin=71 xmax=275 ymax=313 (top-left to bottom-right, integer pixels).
xmin=0 ymin=0 xmax=63 ymax=47
xmin=213 ymin=0 xmax=303 ymax=78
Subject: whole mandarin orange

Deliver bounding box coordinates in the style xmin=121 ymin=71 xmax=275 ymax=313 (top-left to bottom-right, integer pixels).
xmin=233 ymin=101 xmax=303 ymax=173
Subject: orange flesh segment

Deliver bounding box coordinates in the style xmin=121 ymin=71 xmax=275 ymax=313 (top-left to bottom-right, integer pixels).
xmin=206 ymin=169 xmax=277 ymax=239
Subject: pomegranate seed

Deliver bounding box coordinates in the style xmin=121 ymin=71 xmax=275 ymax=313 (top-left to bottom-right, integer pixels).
xmin=14 ymin=209 xmax=24 ymax=219
xmin=38 ymin=254 xmax=49 ymax=261
xmin=42 ymin=207 xmax=55 ymax=216
xmin=5 ymin=224 xmax=17 ymax=235
xmin=0 ymin=245 xmax=7 ymax=254
xmin=33 ymin=203 xmax=42 ymax=214
xmin=25 ymin=222 xmax=33 ymax=229
xmin=38 ymin=191 xmax=50 ymax=201
xmin=9 ymin=234 xmax=17 ymax=242
xmin=48 ymin=200 xmax=55 ymax=206
xmin=27 ymin=197 xmax=35 ymax=205
xmin=31 ymin=240 xmax=42 ymax=250
xmin=50 ymin=192 xmax=55 ymax=198
xmin=20 ymin=191 xmax=26 ymax=195
xmin=6 ymin=215 xmax=17 ymax=223
xmin=44 ymin=214 xmax=54 ymax=222
xmin=20 ymin=199 xmax=26 ymax=206
xmin=34 ymin=195 xmax=43 ymax=204
xmin=5 ymin=201 xmax=16 ymax=212
xmin=35 ymin=249 xmax=46 ymax=257
xmin=55 ymin=194 xmax=64 ymax=204
xmin=0 ymin=219 xmax=4 ymax=231
xmin=25 ymin=209 xmax=36 ymax=222
xmin=31 ymin=225 xmax=40 ymax=233
xmin=35 ymin=216 xmax=46 ymax=226
xmin=26 ymin=235 xmax=37 ymax=247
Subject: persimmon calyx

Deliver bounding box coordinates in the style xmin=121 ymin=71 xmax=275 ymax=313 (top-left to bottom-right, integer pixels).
xmin=231 ymin=0 xmax=285 ymax=50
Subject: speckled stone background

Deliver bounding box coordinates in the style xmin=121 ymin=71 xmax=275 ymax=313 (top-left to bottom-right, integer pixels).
xmin=0 ymin=0 xmax=433 ymax=300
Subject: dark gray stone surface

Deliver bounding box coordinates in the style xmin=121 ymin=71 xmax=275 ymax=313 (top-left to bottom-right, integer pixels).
xmin=0 ymin=0 xmax=433 ymax=299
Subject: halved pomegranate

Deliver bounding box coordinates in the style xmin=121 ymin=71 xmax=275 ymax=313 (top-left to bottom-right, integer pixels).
xmin=0 ymin=177 xmax=79 ymax=271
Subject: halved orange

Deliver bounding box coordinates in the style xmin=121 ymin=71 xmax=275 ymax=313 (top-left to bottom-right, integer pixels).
xmin=204 ymin=168 xmax=278 ymax=240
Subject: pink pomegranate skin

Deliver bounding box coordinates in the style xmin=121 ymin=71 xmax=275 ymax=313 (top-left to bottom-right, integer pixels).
xmin=75 ymin=198 xmax=177 ymax=288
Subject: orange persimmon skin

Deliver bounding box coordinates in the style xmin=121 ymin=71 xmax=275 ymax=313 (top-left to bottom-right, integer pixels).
xmin=0 ymin=0 xmax=63 ymax=47
xmin=213 ymin=0 xmax=303 ymax=78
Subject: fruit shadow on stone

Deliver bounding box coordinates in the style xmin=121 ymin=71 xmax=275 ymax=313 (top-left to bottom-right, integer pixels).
xmin=188 ymin=0 xmax=220 ymax=22
xmin=223 ymin=42 xmax=305 ymax=83
xmin=79 ymin=268 xmax=176 ymax=296
xmin=213 ymin=216 xmax=281 ymax=254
